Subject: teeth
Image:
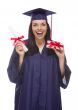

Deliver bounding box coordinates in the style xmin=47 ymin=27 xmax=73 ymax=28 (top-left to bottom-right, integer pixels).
xmin=37 ymin=32 xmax=42 ymax=34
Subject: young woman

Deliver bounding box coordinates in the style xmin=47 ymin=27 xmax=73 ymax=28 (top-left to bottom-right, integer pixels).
xmin=7 ymin=8 xmax=71 ymax=110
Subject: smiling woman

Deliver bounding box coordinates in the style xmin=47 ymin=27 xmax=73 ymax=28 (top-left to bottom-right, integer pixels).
xmin=31 ymin=20 xmax=47 ymax=52
xmin=7 ymin=8 xmax=71 ymax=110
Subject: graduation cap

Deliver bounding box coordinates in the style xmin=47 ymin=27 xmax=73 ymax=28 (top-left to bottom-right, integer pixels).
xmin=23 ymin=8 xmax=56 ymax=21
xmin=23 ymin=8 xmax=56 ymax=39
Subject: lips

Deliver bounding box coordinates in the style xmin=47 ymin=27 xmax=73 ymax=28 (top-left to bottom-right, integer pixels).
xmin=36 ymin=32 xmax=43 ymax=36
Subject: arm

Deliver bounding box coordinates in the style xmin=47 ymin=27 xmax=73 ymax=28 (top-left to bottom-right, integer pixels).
xmin=56 ymin=49 xmax=71 ymax=88
xmin=7 ymin=41 xmax=27 ymax=83
xmin=47 ymin=43 xmax=71 ymax=88
xmin=52 ymin=47 xmax=71 ymax=88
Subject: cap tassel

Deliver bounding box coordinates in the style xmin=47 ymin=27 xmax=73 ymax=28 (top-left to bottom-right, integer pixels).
xmin=47 ymin=15 xmax=64 ymax=49
xmin=50 ymin=15 xmax=52 ymax=40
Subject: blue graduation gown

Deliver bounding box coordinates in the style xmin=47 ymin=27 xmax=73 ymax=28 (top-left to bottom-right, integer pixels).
xmin=7 ymin=45 xmax=71 ymax=110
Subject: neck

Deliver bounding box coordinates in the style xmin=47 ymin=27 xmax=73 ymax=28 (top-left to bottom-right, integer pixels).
xmin=35 ymin=39 xmax=45 ymax=48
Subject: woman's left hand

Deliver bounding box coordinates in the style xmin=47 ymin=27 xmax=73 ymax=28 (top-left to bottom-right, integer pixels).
xmin=46 ymin=43 xmax=65 ymax=59
xmin=46 ymin=40 xmax=65 ymax=59
xmin=52 ymin=47 xmax=65 ymax=60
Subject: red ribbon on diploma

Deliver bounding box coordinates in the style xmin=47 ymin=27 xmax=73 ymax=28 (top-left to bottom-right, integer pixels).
xmin=47 ymin=40 xmax=64 ymax=49
xmin=11 ymin=35 xmax=28 ymax=45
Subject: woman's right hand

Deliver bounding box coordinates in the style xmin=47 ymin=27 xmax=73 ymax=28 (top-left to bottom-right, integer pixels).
xmin=15 ymin=40 xmax=28 ymax=57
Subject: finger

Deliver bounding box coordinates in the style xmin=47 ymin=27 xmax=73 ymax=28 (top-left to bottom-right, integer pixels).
xmin=22 ymin=43 xmax=28 ymax=52
xmin=15 ymin=40 xmax=23 ymax=46
xmin=15 ymin=41 xmax=28 ymax=52
xmin=46 ymin=44 xmax=54 ymax=49
xmin=15 ymin=43 xmax=23 ymax=50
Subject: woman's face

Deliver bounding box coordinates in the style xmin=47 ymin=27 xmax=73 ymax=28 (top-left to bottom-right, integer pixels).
xmin=32 ymin=20 xmax=47 ymax=40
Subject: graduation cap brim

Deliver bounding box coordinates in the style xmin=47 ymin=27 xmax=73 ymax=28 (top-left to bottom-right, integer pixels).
xmin=23 ymin=8 xmax=56 ymax=20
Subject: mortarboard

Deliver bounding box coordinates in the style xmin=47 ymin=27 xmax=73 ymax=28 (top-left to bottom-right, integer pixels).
xmin=23 ymin=8 xmax=56 ymax=21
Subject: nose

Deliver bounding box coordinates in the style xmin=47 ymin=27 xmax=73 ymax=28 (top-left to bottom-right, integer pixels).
xmin=38 ymin=25 xmax=41 ymax=30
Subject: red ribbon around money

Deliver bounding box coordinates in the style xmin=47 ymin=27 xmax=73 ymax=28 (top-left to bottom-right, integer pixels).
xmin=47 ymin=40 xmax=64 ymax=49
xmin=11 ymin=35 xmax=28 ymax=45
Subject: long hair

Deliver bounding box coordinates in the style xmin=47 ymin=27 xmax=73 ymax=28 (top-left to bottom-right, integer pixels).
xmin=27 ymin=20 xmax=51 ymax=55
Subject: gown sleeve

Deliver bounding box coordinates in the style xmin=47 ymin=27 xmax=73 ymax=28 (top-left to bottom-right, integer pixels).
xmin=7 ymin=48 xmax=24 ymax=84
xmin=58 ymin=57 xmax=71 ymax=89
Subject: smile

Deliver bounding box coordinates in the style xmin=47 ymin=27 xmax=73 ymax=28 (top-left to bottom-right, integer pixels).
xmin=36 ymin=32 xmax=43 ymax=36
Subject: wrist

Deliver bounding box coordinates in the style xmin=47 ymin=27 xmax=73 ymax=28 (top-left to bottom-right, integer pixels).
xmin=19 ymin=55 xmax=24 ymax=69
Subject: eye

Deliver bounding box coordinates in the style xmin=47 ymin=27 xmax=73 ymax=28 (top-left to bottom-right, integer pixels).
xmin=32 ymin=23 xmax=37 ymax=26
xmin=41 ymin=23 xmax=47 ymax=26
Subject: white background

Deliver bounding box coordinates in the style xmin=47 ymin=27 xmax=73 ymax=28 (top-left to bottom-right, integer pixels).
xmin=0 ymin=0 xmax=78 ymax=110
